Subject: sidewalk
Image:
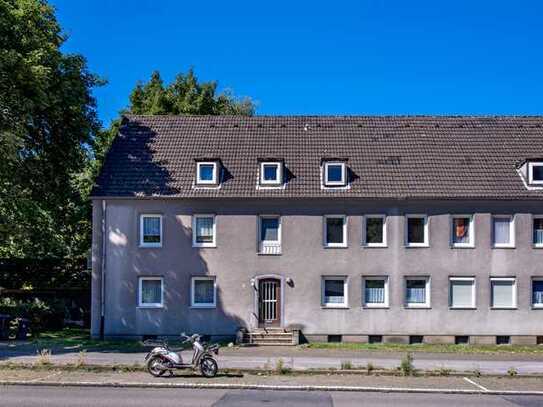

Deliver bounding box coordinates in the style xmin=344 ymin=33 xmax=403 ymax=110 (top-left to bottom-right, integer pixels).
xmin=2 ymin=346 xmax=543 ymax=375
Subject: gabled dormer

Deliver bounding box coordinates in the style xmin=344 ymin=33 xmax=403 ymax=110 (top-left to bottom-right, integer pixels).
xmin=195 ymin=158 xmax=221 ymax=187
xmin=322 ymin=158 xmax=349 ymax=188
xmin=517 ymin=159 xmax=543 ymax=189
xmin=258 ymin=158 xmax=284 ymax=188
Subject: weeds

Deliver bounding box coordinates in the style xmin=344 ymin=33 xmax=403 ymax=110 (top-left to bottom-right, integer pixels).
xmin=473 ymin=368 xmax=481 ymax=377
xmin=399 ymin=353 xmax=415 ymax=376
xmin=435 ymin=367 xmax=452 ymax=376
xmin=35 ymin=349 xmax=52 ymax=366
xmin=340 ymin=360 xmax=353 ymax=370
xmin=74 ymin=351 xmax=87 ymax=368
xmin=275 ymin=358 xmax=291 ymax=375
xmin=366 ymin=362 xmax=375 ymax=374
xmin=507 ymin=367 xmax=518 ymax=377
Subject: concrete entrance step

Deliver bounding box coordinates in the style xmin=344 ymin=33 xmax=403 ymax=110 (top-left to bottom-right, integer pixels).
xmin=242 ymin=329 xmax=295 ymax=346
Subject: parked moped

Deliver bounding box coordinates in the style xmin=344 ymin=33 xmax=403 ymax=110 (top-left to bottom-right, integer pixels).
xmin=144 ymin=333 xmax=219 ymax=377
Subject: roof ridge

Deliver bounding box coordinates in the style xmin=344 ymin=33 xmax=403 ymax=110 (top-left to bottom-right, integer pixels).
xmin=123 ymin=114 xmax=543 ymax=119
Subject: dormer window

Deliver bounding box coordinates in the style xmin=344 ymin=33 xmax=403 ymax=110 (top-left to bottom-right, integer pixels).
xmin=529 ymin=162 xmax=543 ymax=185
xmin=260 ymin=162 xmax=282 ymax=185
xmin=196 ymin=161 xmax=218 ymax=185
xmin=324 ymin=162 xmax=346 ymax=187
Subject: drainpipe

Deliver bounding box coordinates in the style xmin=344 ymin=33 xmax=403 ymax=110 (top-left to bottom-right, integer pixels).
xmin=99 ymin=200 xmax=107 ymax=339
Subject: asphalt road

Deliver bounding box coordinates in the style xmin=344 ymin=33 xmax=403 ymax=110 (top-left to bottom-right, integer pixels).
xmin=1 ymin=386 xmax=543 ymax=407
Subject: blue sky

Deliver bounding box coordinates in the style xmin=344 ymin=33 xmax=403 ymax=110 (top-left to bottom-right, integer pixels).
xmin=51 ymin=0 xmax=543 ymax=126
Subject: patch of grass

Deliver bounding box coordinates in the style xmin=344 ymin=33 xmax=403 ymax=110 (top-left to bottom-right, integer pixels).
xmin=508 ymin=367 xmax=518 ymax=377
xmin=35 ymin=349 xmax=52 ymax=366
xmin=366 ymin=362 xmax=375 ymax=374
xmin=303 ymin=342 xmax=543 ymax=355
xmin=275 ymin=358 xmax=291 ymax=375
xmin=434 ymin=367 xmax=453 ymax=376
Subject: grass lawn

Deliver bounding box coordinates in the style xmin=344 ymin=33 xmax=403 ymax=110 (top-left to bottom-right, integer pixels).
xmin=303 ymin=342 xmax=543 ymax=354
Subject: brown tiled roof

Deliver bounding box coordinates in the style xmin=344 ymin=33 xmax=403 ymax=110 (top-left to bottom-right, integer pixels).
xmin=91 ymin=115 xmax=543 ymax=200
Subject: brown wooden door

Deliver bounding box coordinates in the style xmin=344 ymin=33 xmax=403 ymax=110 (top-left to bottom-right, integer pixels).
xmin=258 ymin=279 xmax=281 ymax=327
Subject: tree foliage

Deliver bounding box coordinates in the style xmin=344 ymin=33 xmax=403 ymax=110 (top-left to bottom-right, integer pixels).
xmin=0 ymin=0 xmax=102 ymax=259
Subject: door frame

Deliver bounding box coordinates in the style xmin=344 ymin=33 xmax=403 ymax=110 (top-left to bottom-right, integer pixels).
xmin=252 ymin=274 xmax=285 ymax=329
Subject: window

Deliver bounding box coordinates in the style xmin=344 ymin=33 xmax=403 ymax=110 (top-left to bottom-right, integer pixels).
xmin=196 ymin=162 xmax=218 ymax=185
xmin=322 ymin=277 xmax=348 ymax=307
xmin=362 ymin=215 xmax=387 ymax=247
xmin=490 ymin=278 xmax=516 ymax=309
xmin=405 ymin=277 xmax=430 ymax=308
xmin=362 ymin=277 xmax=389 ymax=308
xmin=532 ymin=279 xmax=543 ymax=308
xmin=138 ymin=277 xmax=163 ymax=307
xmin=405 ymin=215 xmax=428 ymax=247
xmin=260 ymin=162 xmax=282 ymax=185
xmin=449 ymin=278 xmax=476 ymax=309
xmin=140 ymin=215 xmax=162 ymax=248
xmin=259 ymin=216 xmax=281 ymax=255
xmin=528 ymin=162 xmax=543 ymax=185
xmin=451 ymin=215 xmax=474 ymax=247
xmin=534 ymin=216 xmax=543 ymax=248
xmin=324 ymin=162 xmax=346 ymax=186
xmin=492 ymin=215 xmax=515 ymax=248
xmin=192 ymin=215 xmax=216 ymax=247
xmin=324 ymin=215 xmax=347 ymax=247
xmin=191 ymin=277 xmax=216 ymax=308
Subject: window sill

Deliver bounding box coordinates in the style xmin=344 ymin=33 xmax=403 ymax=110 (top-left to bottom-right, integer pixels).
xmin=531 ymin=306 xmax=543 ymax=310
xmin=363 ymin=305 xmax=389 ymax=309
xmin=324 ymin=245 xmax=348 ymax=249
xmin=449 ymin=307 xmax=477 ymax=310
xmin=451 ymin=245 xmax=475 ymax=249
xmin=258 ymin=252 xmax=282 ymax=256
xmin=533 ymin=245 xmax=543 ymax=249
xmin=492 ymin=245 xmax=516 ymax=249
xmin=490 ymin=307 xmax=517 ymax=310
xmin=139 ymin=244 xmax=162 ymax=249
xmin=404 ymin=244 xmax=429 ymax=248
xmin=404 ymin=305 xmax=431 ymax=309
xmin=193 ymin=244 xmax=217 ymax=248
xmin=190 ymin=305 xmax=216 ymax=309
xmin=137 ymin=305 xmax=164 ymax=309
xmin=362 ymin=244 xmax=388 ymax=248
xmin=321 ymin=305 xmax=349 ymax=309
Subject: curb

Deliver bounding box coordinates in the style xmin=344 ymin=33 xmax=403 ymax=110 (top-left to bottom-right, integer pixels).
xmin=1 ymin=380 xmax=543 ymax=396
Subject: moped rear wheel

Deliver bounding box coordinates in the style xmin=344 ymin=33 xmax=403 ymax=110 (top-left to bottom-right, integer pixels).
xmin=200 ymin=357 xmax=218 ymax=378
xmin=147 ymin=356 xmax=167 ymax=377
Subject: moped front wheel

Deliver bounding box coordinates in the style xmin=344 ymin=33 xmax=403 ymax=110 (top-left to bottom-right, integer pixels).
xmin=147 ymin=356 xmax=167 ymax=377
xmin=200 ymin=357 xmax=218 ymax=378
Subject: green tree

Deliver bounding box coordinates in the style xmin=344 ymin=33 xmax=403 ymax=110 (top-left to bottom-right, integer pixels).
xmin=0 ymin=0 xmax=102 ymax=259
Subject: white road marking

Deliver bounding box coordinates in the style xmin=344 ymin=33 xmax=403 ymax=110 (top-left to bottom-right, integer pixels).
xmin=463 ymin=377 xmax=488 ymax=392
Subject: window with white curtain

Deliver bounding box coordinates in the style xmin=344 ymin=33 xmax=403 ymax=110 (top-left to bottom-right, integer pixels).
xmin=192 ymin=215 xmax=216 ymax=247
xmin=405 ymin=277 xmax=430 ymax=308
xmin=140 ymin=215 xmax=162 ymax=247
xmin=259 ymin=216 xmax=281 ymax=254
xmin=191 ymin=277 xmax=216 ymax=307
xmin=492 ymin=215 xmax=514 ymax=248
xmin=532 ymin=279 xmax=543 ymax=308
xmin=490 ymin=278 xmax=516 ymax=309
xmin=451 ymin=215 xmax=474 ymax=247
xmin=322 ymin=277 xmax=348 ymax=307
xmin=449 ymin=278 xmax=476 ymax=308
xmin=363 ymin=277 xmax=388 ymax=307
xmin=138 ymin=277 xmax=163 ymax=307
xmin=533 ymin=216 xmax=543 ymax=248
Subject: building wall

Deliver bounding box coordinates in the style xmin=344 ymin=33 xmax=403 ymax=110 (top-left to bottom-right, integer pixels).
xmin=91 ymin=198 xmax=543 ymax=339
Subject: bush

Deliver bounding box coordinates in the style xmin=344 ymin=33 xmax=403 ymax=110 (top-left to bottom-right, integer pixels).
xmin=0 ymin=297 xmax=66 ymax=334
xmin=400 ymin=353 xmax=415 ymax=376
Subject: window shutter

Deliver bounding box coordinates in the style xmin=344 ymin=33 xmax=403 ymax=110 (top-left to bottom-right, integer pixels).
xmin=451 ymin=280 xmax=473 ymax=307
xmin=492 ymin=280 xmax=514 ymax=307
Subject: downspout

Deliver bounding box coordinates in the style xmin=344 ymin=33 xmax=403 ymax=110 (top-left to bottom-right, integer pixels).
xmin=100 ymin=199 xmax=107 ymax=339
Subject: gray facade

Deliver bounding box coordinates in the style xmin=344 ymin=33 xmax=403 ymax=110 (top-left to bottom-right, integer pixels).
xmin=91 ymin=197 xmax=543 ymax=342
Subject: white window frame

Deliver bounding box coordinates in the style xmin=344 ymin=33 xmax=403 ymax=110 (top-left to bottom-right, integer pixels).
xmin=196 ymin=161 xmax=218 ymax=185
xmin=324 ymin=162 xmax=346 ymax=187
xmin=404 ymin=214 xmax=429 ymax=247
xmin=492 ymin=215 xmax=515 ymax=249
xmin=533 ymin=215 xmax=543 ymax=248
xmin=258 ymin=215 xmax=282 ymax=254
xmin=323 ymin=215 xmax=347 ymax=248
xmin=139 ymin=214 xmax=163 ymax=248
xmin=449 ymin=277 xmax=476 ymax=309
xmin=450 ymin=215 xmax=475 ymax=248
xmin=321 ymin=276 xmax=348 ymax=308
xmin=404 ymin=276 xmax=431 ymax=308
xmin=362 ymin=215 xmax=387 ymax=247
xmin=191 ymin=276 xmax=217 ymax=308
xmin=138 ymin=277 xmax=164 ymax=308
xmin=532 ymin=277 xmax=543 ymax=308
xmin=192 ymin=215 xmax=216 ymax=248
xmin=260 ymin=162 xmax=283 ymax=185
xmin=362 ymin=276 xmax=389 ymax=308
xmin=528 ymin=162 xmax=543 ymax=185
xmin=490 ymin=277 xmax=517 ymax=309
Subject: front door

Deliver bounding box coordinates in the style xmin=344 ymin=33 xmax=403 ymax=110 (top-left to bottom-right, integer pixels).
xmin=258 ymin=279 xmax=281 ymax=327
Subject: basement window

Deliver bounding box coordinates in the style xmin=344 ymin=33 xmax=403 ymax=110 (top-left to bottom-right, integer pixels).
xmin=496 ymin=336 xmax=511 ymax=345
